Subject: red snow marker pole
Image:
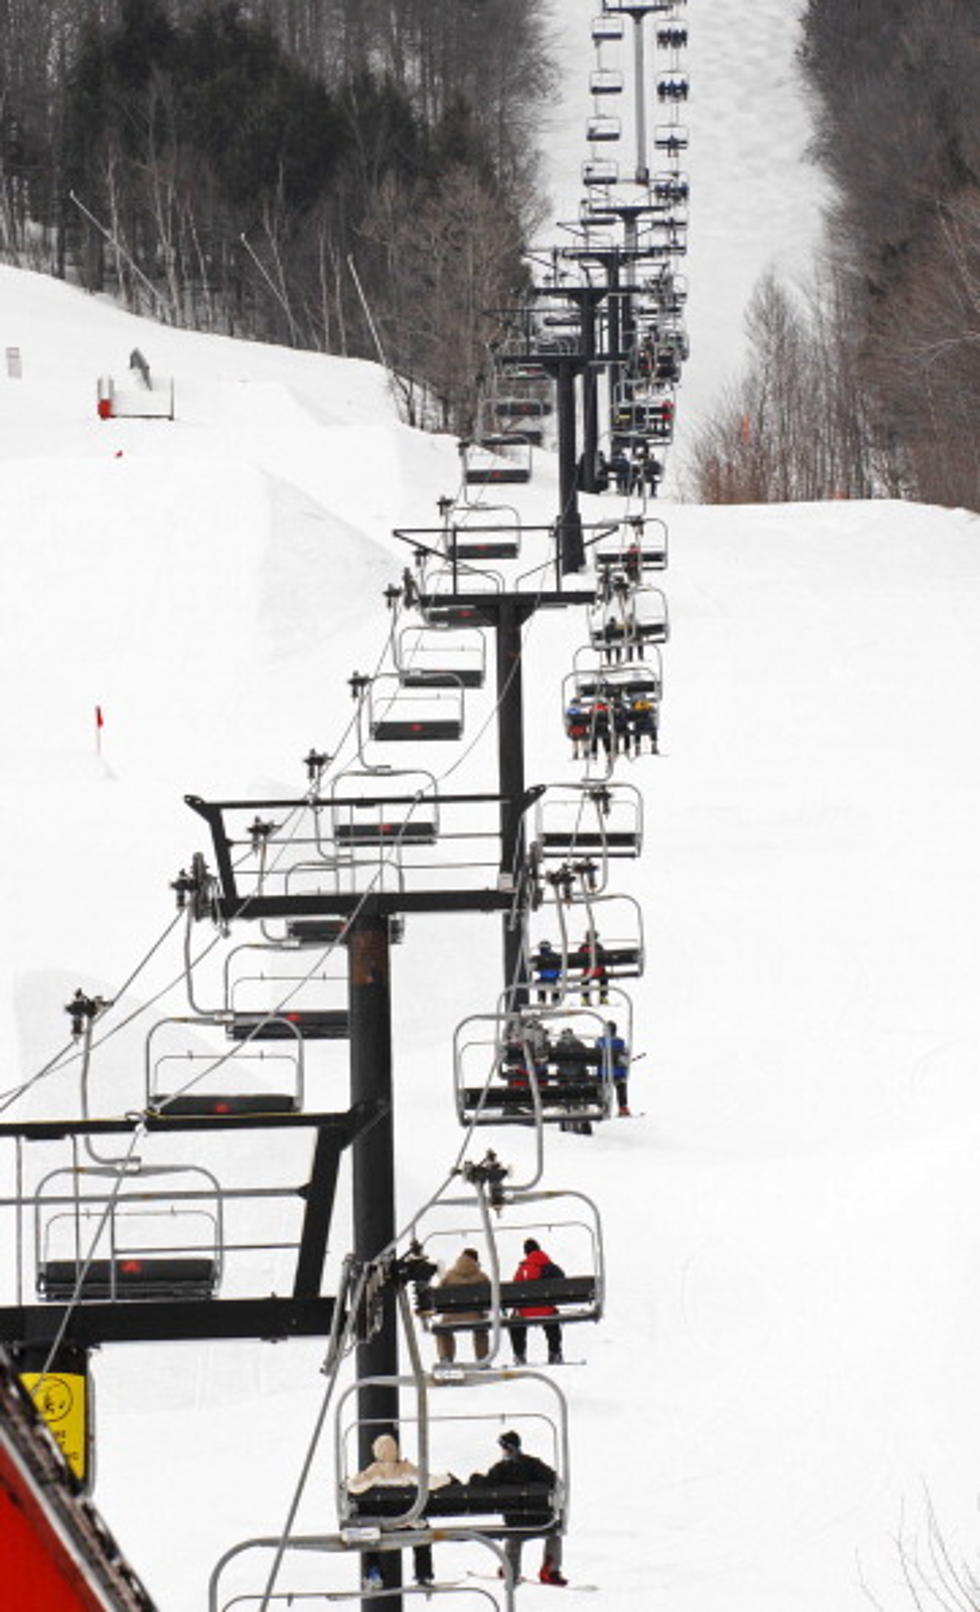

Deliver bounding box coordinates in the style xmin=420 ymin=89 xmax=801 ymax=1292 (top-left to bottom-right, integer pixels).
xmin=95 ymin=705 xmax=104 ymax=755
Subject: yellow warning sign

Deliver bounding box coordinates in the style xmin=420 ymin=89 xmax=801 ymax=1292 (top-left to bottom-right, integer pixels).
xmin=20 ymin=1371 xmax=88 ymax=1483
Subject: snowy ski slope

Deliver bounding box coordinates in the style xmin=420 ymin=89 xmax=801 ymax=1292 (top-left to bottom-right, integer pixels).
xmin=2 ymin=5 xmax=979 ymax=1608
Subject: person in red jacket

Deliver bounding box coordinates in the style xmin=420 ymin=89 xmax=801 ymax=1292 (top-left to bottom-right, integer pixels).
xmin=509 ymin=1238 xmax=563 ymax=1366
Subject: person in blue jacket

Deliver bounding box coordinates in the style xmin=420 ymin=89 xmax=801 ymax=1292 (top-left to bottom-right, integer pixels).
xmin=595 ymin=1019 xmax=630 ymax=1114
xmin=533 ymin=940 xmax=562 ymax=1005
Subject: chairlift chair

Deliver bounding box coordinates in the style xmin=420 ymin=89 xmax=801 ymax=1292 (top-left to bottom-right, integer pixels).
xmin=589 ymin=585 xmax=670 ymax=656
xmin=529 ymin=893 xmax=646 ymax=983
xmin=397 ymin=624 xmax=487 ymax=690
xmin=367 ymin=673 xmax=465 ymax=743
xmin=445 ymin=516 xmax=522 ymax=563
xmin=586 ymin=114 xmax=621 ymax=143
xmin=531 ymin=781 xmax=644 ymax=860
xmin=582 ymin=157 xmax=619 ymax=186
xmin=329 ymin=764 xmax=440 ymax=846
xmin=463 ymin=440 xmax=532 ymax=487
xmin=568 ymin=648 xmax=664 ymax=705
xmin=591 ymin=12 xmax=625 ymax=41
xmin=590 ymin=68 xmax=624 ymax=95
xmin=410 ymin=1189 xmax=606 ymax=1356
xmin=222 ymin=940 xmax=350 ymax=1040
xmin=145 ymin=1014 xmax=304 ymax=1116
xmin=454 ymin=1006 xmax=615 ymax=1127
xmin=35 ymin=1162 xmax=223 ymax=1303
xmin=654 ymin=123 xmax=689 ymax=153
xmin=336 ymin=1372 xmax=569 ymax=1545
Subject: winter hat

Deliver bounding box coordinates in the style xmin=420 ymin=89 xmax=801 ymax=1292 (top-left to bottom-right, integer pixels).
xmin=462 ymin=1248 xmax=480 ymax=1261
xmin=499 ymin=1431 xmax=522 ymax=1453
xmin=523 ymin=1239 xmax=540 ymax=1255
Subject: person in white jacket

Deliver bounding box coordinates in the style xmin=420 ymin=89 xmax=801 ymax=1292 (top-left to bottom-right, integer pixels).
xmin=347 ymin=1433 xmax=452 ymax=1589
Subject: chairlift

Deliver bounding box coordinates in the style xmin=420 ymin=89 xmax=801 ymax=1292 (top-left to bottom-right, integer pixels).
xmin=656 ymin=74 xmax=690 ymax=101
xmin=410 ymin=1188 xmax=606 ymax=1360
xmin=397 ymin=624 xmax=487 ymax=690
xmin=652 ymin=170 xmax=689 ymax=204
xmin=582 ymin=157 xmax=619 ymax=186
xmin=593 ymin=515 xmax=669 ymax=572
xmin=329 ymin=765 xmax=440 ymax=847
xmin=656 ymin=24 xmax=688 ymax=48
xmin=590 ymin=68 xmax=624 ymax=95
xmin=589 ymin=585 xmax=670 ymax=658
xmin=586 ymin=114 xmax=621 ymax=143
xmin=463 ymin=440 xmax=531 ymax=487
xmin=444 ymin=518 xmax=521 ymax=562
xmin=591 ymin=13 xmax=625 ymax=41
xmin=368 ymin=673 xmax=465 ymax=742
xmin=454 ymin=1006 xmax=615 ymax=1127
xmin=222 ymin=940 xmax=350 ymax=1040
xmin=528 ymin=894 xmax=645 ymax=983
xmin=532 ymin=781 xmax=644 ymax=859
xmin=569 ymin=647 xmax=663 ymax=702
xmin=336 ymin=1372 xmax=568 ymax=1546
xmin=654 ymin=123 xmax=689 ymax=152
xmin=145 ymin=1014 xmax=303 ymax=1116
xmin=35 ymin=1162 xmax=223 ymax=1302
xmin=492 ymin=396 xmax=550 ymax=420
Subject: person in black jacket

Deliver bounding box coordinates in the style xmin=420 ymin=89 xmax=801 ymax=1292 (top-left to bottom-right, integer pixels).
xmin=472 ymin=1430 xmax=567 ymax=1585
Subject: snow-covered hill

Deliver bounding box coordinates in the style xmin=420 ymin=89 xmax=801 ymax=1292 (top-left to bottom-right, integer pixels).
xmin=2 ymin=259 xmax=980 ymax=1612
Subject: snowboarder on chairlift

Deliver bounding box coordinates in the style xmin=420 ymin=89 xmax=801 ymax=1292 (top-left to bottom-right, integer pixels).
xmin=471 ymin=1429 xmax=566 ymax=1585
xmin=509 ymin=1239 xmax=564 ymax=1367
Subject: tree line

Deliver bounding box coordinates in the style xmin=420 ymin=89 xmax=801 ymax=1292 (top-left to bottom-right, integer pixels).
xmin=0 ymin=0 xmax=555 ymax=431
xmin=687 ymin=0 xmax=980 ymax=511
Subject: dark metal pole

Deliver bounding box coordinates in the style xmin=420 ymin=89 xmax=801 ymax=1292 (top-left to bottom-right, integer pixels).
xmin=348 ymin=914 xmax=401 ymax=1606
xmin=496 ymin=599 xmax=527 ymax=1001
xmin=580 ymin=297 xmax=599 ymax=493
xmin=555 ymin=359 xmax=584 ymax=573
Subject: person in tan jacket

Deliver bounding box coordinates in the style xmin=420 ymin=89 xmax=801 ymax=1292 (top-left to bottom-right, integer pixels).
xmin=347 ymin=1433 xmax=452 ymax=1588
xmin=435 ymin=1247 xmax=490 ymax=1363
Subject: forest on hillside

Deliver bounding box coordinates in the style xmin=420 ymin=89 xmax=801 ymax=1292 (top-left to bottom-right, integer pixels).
xmin=0 ymin=0 xmax=555 ymax=430
xmin=688 ymin=0 xmax=980 ymax=512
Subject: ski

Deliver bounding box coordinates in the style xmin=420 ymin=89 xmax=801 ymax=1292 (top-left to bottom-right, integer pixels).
xmin=466 ymin=1572 xmax=599 ymax=1592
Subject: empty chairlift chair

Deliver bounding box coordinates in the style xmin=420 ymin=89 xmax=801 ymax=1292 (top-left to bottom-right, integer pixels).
xmin=329 ymin=765 xmax=440 ymax=848
xmin=367 ymin=673 xmax=465 ymax=743
xmin=444 ymin=518 xmax=522 ymax=564
xmin=531 ymin=782 xmax=644 ymax=861
xmin=35 ymin=1162 xmax=223 ymax=1303
xmin=145 ymin=1014 xmax=304 ymax=1116
xmin=582 ymin=157 xmax=619 ymax=186
xmin=463 ymin=439 xmax=532 ymax=487
xmin=397 ymin=625 xmax=487 ymax=690
xmin=586 ymin=114 xmax=621 ymax=143
xmin=222 ymin=938 xmax=350 ymax=1043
